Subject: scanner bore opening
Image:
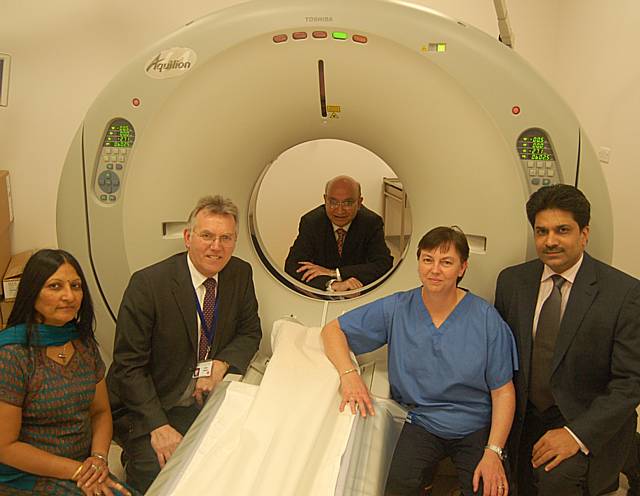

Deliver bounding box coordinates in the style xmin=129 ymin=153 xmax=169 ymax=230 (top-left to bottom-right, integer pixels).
xmin=248 ymin=138 xmax=412 ymax=300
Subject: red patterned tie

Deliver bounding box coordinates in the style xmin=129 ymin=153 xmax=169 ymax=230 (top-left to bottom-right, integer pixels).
xmin=336 ymin=228 xmax=346 ymax=257
xmin=198 ymin=278 xmax=217 ymax=361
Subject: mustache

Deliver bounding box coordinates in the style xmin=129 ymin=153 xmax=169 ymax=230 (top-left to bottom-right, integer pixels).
xmin=543 ymin=248 xmax=564 ymax=254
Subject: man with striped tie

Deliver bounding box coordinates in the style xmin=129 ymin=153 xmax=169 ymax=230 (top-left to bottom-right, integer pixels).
xmin=107 ymin=195 xmax=261 ymax=493
xmin=495 ymin=185 xmax=640 ymax=496
xmin=285 ymin=175 xmax=393 ymax=292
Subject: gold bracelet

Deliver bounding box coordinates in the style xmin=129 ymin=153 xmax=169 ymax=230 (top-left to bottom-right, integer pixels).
xmin=71 ymin=463 xmax=84 ymax=481
xmin=340 ymin=367 xmax=358 ymax=377
xmin=91 ymin=452 xmax=109 ymax=465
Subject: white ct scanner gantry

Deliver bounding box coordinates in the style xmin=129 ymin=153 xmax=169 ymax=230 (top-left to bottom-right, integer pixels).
xmin=56 ymin=0 xmax=613 ymax=494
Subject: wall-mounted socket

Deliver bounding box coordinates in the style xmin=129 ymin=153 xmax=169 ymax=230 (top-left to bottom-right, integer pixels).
xmin=598 ymin=146 xmax=611 ymax=164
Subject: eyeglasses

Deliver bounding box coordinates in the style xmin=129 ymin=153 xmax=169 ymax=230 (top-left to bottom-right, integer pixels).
xmin=326 ymin=199 xmax=357 ymax=209
xmin=193 ymin=231 xmax=236 ymax=246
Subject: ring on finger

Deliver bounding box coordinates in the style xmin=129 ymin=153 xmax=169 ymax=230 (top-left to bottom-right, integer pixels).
xmin=91 ymin=463 xmax=98 ymax=471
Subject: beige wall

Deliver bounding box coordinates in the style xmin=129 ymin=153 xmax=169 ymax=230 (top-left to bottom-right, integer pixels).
xmin=0 ymin=0 xmax=638 ymax=277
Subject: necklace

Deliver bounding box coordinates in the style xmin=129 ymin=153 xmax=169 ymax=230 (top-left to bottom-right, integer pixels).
xmin=57 ymin=342 xmax=70 ymax=360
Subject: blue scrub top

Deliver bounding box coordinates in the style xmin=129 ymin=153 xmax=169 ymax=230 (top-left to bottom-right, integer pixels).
xmin=338 ymin=288 xmax=518 ymax=439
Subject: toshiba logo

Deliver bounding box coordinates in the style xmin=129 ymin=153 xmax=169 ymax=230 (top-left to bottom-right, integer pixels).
xmin=305 ymin=16 xmax=333 ymax=22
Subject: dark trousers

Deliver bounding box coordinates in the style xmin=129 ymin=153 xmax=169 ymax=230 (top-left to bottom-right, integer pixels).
xmin=385 ymin=422 xmax=491 ymax=496
xmin=121 ymin=405 xmax=200 ymax=494
xmin=622 ymin=432 xmax=640 ymax=496
xmin=517 ymin=404 xmax=588 ymax=496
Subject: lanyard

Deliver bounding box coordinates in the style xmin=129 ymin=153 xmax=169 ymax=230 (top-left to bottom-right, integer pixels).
xmin=194 ymin=288 xmax=219 ymax=346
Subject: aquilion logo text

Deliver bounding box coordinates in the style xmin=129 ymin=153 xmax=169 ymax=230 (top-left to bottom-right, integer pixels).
xmin=146 ymin=55 xmax=192 ymax=73
xmin=144 ymin=48 xmax=197 ymax=80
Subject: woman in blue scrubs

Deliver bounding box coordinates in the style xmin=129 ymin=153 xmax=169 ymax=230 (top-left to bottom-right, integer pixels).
xmin=322 ymin=226 xmax=518 ymax=496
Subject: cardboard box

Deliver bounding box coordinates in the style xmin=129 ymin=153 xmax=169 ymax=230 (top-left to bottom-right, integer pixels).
xmin=0 ymin=171 xmax=13 ymax=293
xmin=0 ymin=298 xmax=14 ymax=324
xmin=0 ymin=230 xmax=9 ymax=296
xmin=0 ymin=171 xmax=13 ymax=231
xmin=3 ymin=250 xmax=32 ymax=301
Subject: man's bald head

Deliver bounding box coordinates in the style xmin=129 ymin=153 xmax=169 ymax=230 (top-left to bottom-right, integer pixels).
xmin=324 ymin=175 xmax=363 ymax=227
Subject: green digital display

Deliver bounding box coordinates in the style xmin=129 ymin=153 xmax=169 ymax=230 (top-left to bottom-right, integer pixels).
xmin=105 ymin=125 xmax=133 ymax=148
xmin=517 ymin=132 xmax=555 ymax=161
xmin=102 ymin=119 xmax=135 ymax=148
xmin=530 ymin=136 xmax=551 ymax=160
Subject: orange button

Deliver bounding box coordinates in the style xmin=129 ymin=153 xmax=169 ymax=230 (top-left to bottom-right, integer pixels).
xmin=352 ymin=34 xmax=368 ymax=44
xmin=312 ymin=31 xmax=328 ymax=39
xmin=292 ymin=32 xmax=308 ymax=40
xmin=273 ymin=34 xmax=288 ymax=43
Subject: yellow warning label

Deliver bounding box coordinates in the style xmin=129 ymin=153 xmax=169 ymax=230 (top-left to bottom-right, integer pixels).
xmin=327 ymin=105 xmax=341 ymax=113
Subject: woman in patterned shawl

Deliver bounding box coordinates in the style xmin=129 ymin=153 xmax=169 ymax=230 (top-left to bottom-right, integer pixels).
xmin=0 ymin=249 xmax=136 ymax=496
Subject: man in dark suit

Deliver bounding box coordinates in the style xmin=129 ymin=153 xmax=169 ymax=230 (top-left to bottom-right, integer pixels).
xmin=495 ymin=184 xmax=640 ymax=495
xmin=107 ymin=195 xmax=261 ymax=493
xmin=284 ymin=175 xmax=393 ymax=292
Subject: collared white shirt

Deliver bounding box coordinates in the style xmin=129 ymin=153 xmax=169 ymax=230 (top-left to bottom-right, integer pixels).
xmin=532 ymin=254 xmax=588 ymax=453
xmin=187 ymin=253 xmax=219 ymax=319
xmin=532 ymin=254 xmax=583 ymax=337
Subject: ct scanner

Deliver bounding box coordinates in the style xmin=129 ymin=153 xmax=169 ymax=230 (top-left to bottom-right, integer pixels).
xmin=55 ymin=0 xmax=613 ymax=493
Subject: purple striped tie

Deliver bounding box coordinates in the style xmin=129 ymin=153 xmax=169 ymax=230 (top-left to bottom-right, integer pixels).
xmin=198 ymin=278 xmax=217 ymax=361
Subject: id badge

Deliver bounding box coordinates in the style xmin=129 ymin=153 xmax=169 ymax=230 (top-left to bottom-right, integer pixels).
xmin=193 ymin=360 xmax=213 ymax=378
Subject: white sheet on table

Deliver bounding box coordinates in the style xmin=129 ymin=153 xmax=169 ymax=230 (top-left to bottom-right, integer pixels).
xmin=168 ymin=319 xmax=355 ymax=495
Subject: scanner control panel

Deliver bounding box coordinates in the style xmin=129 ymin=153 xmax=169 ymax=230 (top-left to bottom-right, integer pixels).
xmin=94 ymin=118 xmax=135 ymax=204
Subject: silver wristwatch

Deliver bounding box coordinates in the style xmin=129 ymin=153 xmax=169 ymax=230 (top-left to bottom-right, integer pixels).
xmin=484 ymin=444 xmax=506 ymax=461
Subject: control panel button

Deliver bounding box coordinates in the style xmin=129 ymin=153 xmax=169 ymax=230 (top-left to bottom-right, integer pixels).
xmin=531 ymin=178 xmax=541 ymax=185
xmin=106 ymin=163 xmax=113 ymax=170
xmin=529 ymin=169 xmax=536 ymax=176
xmin=543 ymin=179 xmax=551 ymax=185
xmin=109 ymin=195 xmax=116 ymax=201
xmin=547 ymin=169 xmax=555 ymax=177
xmin=100 ymin=194 xmax=107 ymax=201
xmin=115 ymin=163 xmax=123 ymax=170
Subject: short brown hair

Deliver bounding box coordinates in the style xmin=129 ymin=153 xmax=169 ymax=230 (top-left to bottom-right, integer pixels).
xmin=416 ymin=226 xmax=469 ymax=284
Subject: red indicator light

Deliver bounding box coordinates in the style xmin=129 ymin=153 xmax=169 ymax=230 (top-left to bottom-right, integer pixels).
xmin=312 ymin=31 xmax=328 ymax=39
xmin=352 ymin=34 xmax=368 ymax=44
xmin=132 ymin=98 xmax=141 ymax=107
xmin=273 ymin=34 xmax=288 ymax=43
xmin=292 ymin=32 xmax=307 ymax=40
xmin=512 ymin=105 xmax=521 ymax=115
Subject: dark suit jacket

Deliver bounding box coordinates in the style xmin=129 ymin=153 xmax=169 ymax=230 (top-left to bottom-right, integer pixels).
xmin=495 ymin=252 xmax=640 ymax=495
xmin=107 ymin=253 xmax=261 ymax=441
xmin=284 ymin=205 xmax=393 ymax=290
